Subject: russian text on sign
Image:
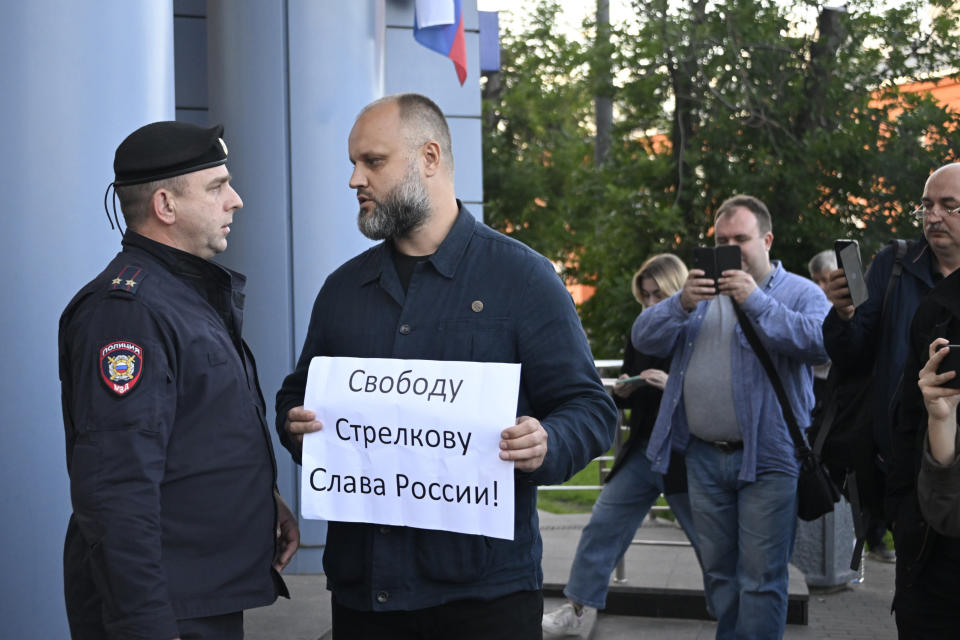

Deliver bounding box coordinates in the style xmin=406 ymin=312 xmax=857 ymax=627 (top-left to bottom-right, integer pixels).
xmin=348 ymin=369 xmax=464 ymax=403
xmin=301 ymin=356 xmax=520 ymax=539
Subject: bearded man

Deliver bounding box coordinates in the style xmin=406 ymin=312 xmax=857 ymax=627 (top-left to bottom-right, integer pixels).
xmin=274 ymin=93 xmax=616 ymax=640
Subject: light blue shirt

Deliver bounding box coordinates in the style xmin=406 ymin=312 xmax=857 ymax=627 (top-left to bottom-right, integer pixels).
xmin=632 ymin=261 xmax=830 ymax=481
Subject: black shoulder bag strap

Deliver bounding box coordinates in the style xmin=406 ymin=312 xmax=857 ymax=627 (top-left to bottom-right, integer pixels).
xmin=846 ymin=239 xmax=908 ymax=566
xmin=811 ymin=239 xmax=909 ymax=457
xmin=730 ymin=300 xmax=808 ymax=456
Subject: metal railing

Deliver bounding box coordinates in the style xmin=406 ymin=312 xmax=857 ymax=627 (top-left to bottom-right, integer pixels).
xmin=537 ymin=360 xmax=691 ymax=584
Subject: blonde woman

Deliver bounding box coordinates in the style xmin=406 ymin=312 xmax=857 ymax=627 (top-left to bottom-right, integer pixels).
xmin=543 ymin=254 xmax=703 ymax=637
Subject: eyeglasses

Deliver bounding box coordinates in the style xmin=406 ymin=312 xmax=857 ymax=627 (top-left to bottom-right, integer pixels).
xmin=911 ymin=203 xmax=960 ymax=220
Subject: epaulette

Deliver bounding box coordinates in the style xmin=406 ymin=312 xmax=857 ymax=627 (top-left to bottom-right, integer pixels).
xmin=108 ymin=265 xmax=146 ymax=295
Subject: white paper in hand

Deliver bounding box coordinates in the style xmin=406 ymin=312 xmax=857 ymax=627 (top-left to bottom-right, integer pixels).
xmin=300 ymin=356 xmax=520 ymax=540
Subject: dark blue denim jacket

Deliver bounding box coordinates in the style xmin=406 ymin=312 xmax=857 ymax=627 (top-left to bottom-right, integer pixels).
xmin=276 ymin=204 xmax=616 ymax=611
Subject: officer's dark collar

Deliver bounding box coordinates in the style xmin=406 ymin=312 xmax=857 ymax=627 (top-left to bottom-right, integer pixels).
xmin=121 ymin=230 xmax=244 ymax=287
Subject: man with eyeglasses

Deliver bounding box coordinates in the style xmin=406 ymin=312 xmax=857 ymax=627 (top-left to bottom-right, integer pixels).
xmin=823 ymin=163 xmax=960 ymax=587
xmin=887 ymin=161 xmax=960 ymax=637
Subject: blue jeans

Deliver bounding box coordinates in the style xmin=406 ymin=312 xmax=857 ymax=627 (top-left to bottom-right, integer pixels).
xmin=563 ymin=445 xmax=702 ymax=609
xmin=686 ymin=438 xmax=797 ymax=640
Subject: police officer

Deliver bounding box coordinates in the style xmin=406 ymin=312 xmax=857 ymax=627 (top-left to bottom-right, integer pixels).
xmin=59 ymin=121 xmax=299 ymax=640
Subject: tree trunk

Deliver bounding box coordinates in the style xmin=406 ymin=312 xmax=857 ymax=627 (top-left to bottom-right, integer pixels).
xmin=795 ymin=7 xmax=847 ymax=137
xmin=670 ymin=0 xmax=706 ymax=246
xmin=481 ymin=70 xmax=503 ymax=132
xmin=594 ymin=0 xmax=613 ymax=166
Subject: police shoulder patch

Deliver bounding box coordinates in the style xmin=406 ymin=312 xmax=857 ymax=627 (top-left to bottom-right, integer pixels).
xmin=99 ymin=341 xmax=144 ymax=396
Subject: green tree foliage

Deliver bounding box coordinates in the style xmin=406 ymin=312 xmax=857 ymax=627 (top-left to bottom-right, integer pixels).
xmin=483 ymin=0 xmax=960 ymax=357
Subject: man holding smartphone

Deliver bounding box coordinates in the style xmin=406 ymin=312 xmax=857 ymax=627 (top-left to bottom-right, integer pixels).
xmin=894 ymin=265 xmax=960 ymax=636
xmin=823 ymin=163 xmax=960 ymax=580
xmin=828 ymin=162 xmax=960 ymax=636
xmin=633 ymin=195 xmax=829 ymax=639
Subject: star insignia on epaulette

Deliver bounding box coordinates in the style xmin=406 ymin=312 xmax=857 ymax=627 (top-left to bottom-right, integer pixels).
xmin=109 ymin=266 xmax=145 ymax=294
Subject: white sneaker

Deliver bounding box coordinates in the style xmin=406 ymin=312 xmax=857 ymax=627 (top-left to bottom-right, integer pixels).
xmin=542 ymin=602 xmax=597 ymax=639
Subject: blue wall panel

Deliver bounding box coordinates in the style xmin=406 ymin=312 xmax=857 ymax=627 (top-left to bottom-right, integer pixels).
xmin=446 ymin=117 xmax=484 ymax=204
xmin=286 ymin=1 xmax=388 ymax=570
xmin=174 ymin=15 xmax=208 ymax=109
xmin=0 ymin=1 xmax=175 ymax=635
xmin=206 ymin=0 xmax=304 ymax=566
xmin=384 ymin=29 xmax=482 ymax=116
xmin=206 ymin=0 xmax=388 ymax=573
xmin=1 ymin=2 xmax=488 ymax=632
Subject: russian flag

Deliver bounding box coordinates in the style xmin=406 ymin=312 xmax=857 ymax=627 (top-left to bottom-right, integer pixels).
xmin=414 ymin=0 xmax=467 ymax=86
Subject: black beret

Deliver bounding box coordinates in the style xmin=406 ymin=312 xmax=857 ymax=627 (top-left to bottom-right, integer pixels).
xmin=113 ymin=121 xmax=228 ymax=186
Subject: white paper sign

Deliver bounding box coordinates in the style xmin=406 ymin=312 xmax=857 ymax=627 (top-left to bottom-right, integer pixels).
xmin=300 ymin=356 xmax=521 ymax=540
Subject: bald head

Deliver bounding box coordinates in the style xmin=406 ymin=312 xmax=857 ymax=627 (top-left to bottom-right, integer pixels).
xmin=928 ymin=162 xmax=960 ymax=183
xmin=358 ymin=93 xmax=454 ymax=175
xmin=920 ymin=161 xmax=960 ymax=267
xmin=922 ymin=162 xmax=960 ymax=205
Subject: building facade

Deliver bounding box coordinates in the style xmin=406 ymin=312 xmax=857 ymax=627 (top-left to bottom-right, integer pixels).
xmin=0 ymin=1 xmax=484 ymax=636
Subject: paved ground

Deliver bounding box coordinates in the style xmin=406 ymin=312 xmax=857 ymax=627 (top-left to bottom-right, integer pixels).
xmin=246 ymin=512 xmax=898 ymax=639
xmin=548 ymin=563 xmax=896 ymax=640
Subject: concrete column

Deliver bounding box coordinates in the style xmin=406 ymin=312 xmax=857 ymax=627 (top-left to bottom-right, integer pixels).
xmin=0 ymin=1 xmax=174 ymax=635
xmin=793 ymin=497 xmax=859 ymax=587
xmin=206 ymin=0 xmax=385 ymax=573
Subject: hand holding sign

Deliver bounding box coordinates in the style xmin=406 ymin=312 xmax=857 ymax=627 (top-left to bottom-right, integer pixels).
xmin=300 ymin=357 xmax=521 ymax=540
xmin=283 ymin=406 xmax=322 ymax=454
xmin=499 ymin=416 xmax=547 ymax=471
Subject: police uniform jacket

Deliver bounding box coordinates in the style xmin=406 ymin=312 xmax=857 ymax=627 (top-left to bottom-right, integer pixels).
xmin=59 ymin=231 xmax=285 ymax=640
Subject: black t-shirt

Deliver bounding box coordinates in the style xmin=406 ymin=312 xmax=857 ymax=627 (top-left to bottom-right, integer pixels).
xmin=393 ymin=251 xmax=432 ymax=292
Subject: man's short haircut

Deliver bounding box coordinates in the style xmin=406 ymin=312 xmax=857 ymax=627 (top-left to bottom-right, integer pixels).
xmin=715 ymin=194 xmax=772 ymax=235
xmin=360 ymin=93 xmax=455 ymax=173
xmin=115 ymin=175 xmax=186 ymax=230
xmin=808 ymin=249 xmax=837 ymax=277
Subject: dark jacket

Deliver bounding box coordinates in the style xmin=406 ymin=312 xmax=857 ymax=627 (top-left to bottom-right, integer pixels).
xmin=59 ymin=232 xmax=285 ymax=640
xmin=607 ymin=337 xmax=686 ymax=493
xmin=823 ymin=237 xmax=938 ymax=463
xmin=890 ymin=266 xmax=960 ymax=602
xmin=275 ymin=205 xmax=617 ymax=612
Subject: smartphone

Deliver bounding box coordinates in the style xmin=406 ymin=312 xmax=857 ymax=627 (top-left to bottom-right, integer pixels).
xmin=936 ymin=344 xmax=960 ymax=389
xmin=834 ymin=239 xmax=869 ymax=308
xmin=834 ymin=238 xmax=856 ymax=264
xmin=614 ymin=374 xmax=648 ymax=386
xmin=693 ymin=245 xmax=742 ymax=290
xmin=694 ymin=247 xmax=718 ymax=281
xmin=715 ymin=245 xmax=742 ymax=275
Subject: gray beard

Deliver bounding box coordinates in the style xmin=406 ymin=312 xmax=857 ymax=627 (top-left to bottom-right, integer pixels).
xmin=357 ymin=170 xmax=431 ymax=241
